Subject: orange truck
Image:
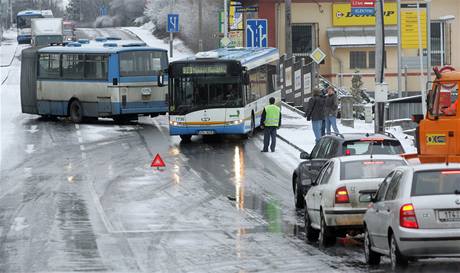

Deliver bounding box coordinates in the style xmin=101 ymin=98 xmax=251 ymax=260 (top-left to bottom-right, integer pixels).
xmin=410 ymin=66 xmax=460 ymax=163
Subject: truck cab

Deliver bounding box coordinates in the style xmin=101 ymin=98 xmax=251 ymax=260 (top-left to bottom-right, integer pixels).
xmin=416 ymin=68 xmax=460 ymax=163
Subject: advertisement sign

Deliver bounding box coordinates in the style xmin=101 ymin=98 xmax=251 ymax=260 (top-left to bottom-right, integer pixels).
xmin=401 ymin=3 xmax=427 ymax=49
xmin=285 ymin=66 xmax=292 ymax=87
xmin=304 ymin=73 xmax=311 ymax=95
xmin=229 ymin=1 xmax=243 ymax=31
xmin=351 ymin=0 xmax=375 ymax=16
xmin=332 ymin=3 xmax=397 ymax=26
xmin=294 ymin=70 xmax=301 ymax=91
xmin=229 ymin=31 xmax=243 ymax=47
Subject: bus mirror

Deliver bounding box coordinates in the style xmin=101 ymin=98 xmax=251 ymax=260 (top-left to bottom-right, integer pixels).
xmin=158 ymin=74 xmax=164 ymax=87
xmin=243 ymin=73 xmax=250 ymax=85
xmin=112 ymin=78 xmax=118 ymax=86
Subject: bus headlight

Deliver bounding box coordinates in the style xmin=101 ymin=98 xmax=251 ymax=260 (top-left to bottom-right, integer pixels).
xmin=232 ymin=119 xmax=243 ymax=125
xmin=169 ymin=120 xmax=179 ymax=126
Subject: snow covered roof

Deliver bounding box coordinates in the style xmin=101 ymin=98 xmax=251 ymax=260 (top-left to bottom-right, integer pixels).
xmin=17 ymin=10 xmax=42 ymax=16
xmin=38 ymin=40 xmax=166 ymax=54
xmin=184 ymin=47 xmax=279 ymax=70
xmin=328 ymin=26 xmax=397 ymax=47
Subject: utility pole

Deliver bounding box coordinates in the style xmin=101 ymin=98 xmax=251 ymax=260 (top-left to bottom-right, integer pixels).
xmin=397 ymin=0 xmax=402 ymax=97
xmin=169 ymin=0 xmax=173 ymax=58
xmin=224 ymin=0 xmax=228 ymax=38
xmin=285 ymin=0 xmax=292 ymax=58
xmin=374 ymin=0 xmax=387 ymax=133
xmin=198 ymin=0 xmax=203 ymax=51
xmin=426 ymin=0 xmax=431 ymax=82
xmin=416 ymin=0 xmax=426 ymax=114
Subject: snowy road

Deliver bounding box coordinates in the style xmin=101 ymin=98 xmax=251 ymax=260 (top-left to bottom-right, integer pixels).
xmin=1 ymin=28 xmax=459 ymax=273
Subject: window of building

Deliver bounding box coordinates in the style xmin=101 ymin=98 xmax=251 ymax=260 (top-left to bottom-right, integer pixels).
xmin=368 ymin=51 xmax=387 ymax=69
xmin=292 ymin=24 xmax=315 ymax=57
xmin=430 ymin=21 xmax=451 ymax=66
xmin=350 ymin=51 xmax=367 ymax=69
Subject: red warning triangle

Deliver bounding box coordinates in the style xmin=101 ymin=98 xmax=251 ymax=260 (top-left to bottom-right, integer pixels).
xmin=151 ymin=153 xmax=166 ymax=168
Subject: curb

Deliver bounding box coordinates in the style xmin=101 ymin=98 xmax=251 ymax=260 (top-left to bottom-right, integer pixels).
xmin=0 ymin=44 xmax=19 ymax=68
xmin=281 ymin=101 xmax=306 ymax=116
xmin=276 ymin=133 xmax=306 ymax=153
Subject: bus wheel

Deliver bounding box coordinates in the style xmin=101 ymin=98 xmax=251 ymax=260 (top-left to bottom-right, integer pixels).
xmin=180 ymin=135 xmax=192 ymax=142
xmin=69 ymin=100 xmax=83 ymax=123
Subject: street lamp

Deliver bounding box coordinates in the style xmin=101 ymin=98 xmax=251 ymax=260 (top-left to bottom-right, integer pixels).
xmin=438 ymin=15 xmax=455 ymax=67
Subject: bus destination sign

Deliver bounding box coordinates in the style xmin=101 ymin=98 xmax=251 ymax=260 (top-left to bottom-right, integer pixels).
xmin=182 ymin=64 xmax=227 ymax=75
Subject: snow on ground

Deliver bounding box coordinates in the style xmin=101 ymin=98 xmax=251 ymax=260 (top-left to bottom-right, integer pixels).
xmin=278 ymin=104 xmax=417 ymax=154
xmin=1 ymin=30 xmax=20 ymax=84
xmin=123 ymin=22 xmax=194 ymax=61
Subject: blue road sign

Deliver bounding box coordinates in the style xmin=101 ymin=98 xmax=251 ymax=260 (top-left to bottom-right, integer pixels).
xmin=246 ymin=19 xmax=267 ymax=48
xmin=351 ymin=7 xmax=375 ymax=16
xmin=167 ymin=14 xmax=179 ymax=33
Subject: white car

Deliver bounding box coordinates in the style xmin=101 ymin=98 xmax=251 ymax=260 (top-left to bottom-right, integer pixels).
xmin=363 ymin=164 xmax=460 ymax=270
xmin=304 ymin=155 xmax=407 ymax=247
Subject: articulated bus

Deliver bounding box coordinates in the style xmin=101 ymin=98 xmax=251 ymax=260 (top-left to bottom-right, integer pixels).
xmin=21 ymin=41 xmax=169 ymax=123
xmin=17 ymin=10 xmax=53 ymax=44
xmin=168 ymin=47 xmax=280 ymax=141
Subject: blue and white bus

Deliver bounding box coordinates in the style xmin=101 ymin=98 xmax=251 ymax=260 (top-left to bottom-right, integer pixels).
xmin=17 ymin=10 xmax=53 ymax=44
xmin=20 ymin=41 xmax=169 ymax=123
xmin=168 ymin=47 xmax=280 ymax=141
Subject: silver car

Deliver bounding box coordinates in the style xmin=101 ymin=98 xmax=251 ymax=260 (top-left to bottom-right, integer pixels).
xmin=304 ymin=155 xmax=407 ymax=247
xmin=363 ymin=164 xmax=460 ymax=270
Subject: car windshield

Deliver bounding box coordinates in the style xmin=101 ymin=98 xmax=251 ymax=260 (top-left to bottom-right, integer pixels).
xmin=343 ymin=139 xmax=404 ymax=155
xmin=171 ymin=76 xmax=243 ymax=115
xmin=412 ymin=170 xmax=460 ymax=196
xmin=119 ymin=50 xmax=167 ymax=77
xmin=340 ymin=160 xmax=406 ymax=180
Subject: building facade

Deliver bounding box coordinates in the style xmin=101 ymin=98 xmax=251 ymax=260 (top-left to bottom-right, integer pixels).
xmin=243 ymin=0 xmax=460 ymax=96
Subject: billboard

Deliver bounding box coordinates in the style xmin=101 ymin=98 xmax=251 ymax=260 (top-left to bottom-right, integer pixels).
xmin=332 ymin=3 xmax=397 ymax=26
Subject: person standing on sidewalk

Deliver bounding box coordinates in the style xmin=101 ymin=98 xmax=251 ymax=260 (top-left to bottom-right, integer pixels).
xmin=325 ymin=86 xmax=340 ymax=135
xmin=260 ymin=97 xmax=281 ymax=152
xmin=306 ymin=88 xmax=326 ymax=143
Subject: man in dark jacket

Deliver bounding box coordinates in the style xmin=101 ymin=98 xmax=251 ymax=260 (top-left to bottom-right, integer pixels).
xmin=260 ymin=97 xmax=281 ymax=152
xmin=306 ymin=88 xmax=326 ymax=143
xmin=324 ymin=86 xmax=340 ymax=134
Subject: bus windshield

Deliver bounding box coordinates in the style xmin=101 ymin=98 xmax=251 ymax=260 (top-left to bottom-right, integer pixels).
xmin=119 ymin=51 xmax=167 ymax=77
xmin=171 ymin=76 xmax=243 ymax=115
xmin=17 ymin=15 xmax=42 ymax=28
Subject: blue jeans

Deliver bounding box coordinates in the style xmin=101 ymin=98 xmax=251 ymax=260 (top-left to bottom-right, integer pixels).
xmin=325 ymin=116 xmax=340 ymax=135
xmin=312 ymin=120 xmax=323 ymax=143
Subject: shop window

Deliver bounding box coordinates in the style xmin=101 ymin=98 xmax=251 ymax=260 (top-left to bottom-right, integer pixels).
xmin=350 ymin=51 xmax=367 ymax=69
xmin=368 ymin=51 xmax=387 ymax=69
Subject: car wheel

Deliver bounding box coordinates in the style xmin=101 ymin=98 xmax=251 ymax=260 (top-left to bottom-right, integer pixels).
xmin=390 ymin=234 xmax=408 ymax=270
xmin=69 ymin=100 xmax=83 ymax=123
xmin=304 ymin=208 xmax=319 ymax=242
xmin=364 ymin=228 xmax=381 ymax=265
xmin=319 ymin=214 xmax=335 ymax=247
xmin=294 ymin=177 xmax=305 ymax=209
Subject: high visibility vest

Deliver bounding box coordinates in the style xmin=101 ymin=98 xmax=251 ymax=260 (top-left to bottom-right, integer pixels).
xmin=264 ymin=104 xmax=281 ymax=127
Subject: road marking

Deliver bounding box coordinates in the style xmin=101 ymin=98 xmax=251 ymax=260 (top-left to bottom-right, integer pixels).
xmin=12 ymin=217 xmax=29 ymax=232
xmin=78 ymin=136 xmax=83 ymax=143
xmin=25 ymin=144 xmax=35 ymax=154
xmin=87 ymin=179 xmax=116 ymax=234
xmin=26 ymin=125 xmax=39 ymax=133
xmin=79 ymin=144 xmax=85 ymax=151
xmin=75 ymin=124 xmax=80 ymax=129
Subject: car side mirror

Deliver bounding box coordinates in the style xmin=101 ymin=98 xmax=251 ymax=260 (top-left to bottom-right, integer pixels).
xmin=370 ymin=193 xmax=377 ymax=203
xmin=112 ymin=78 xmax=118 ymax=86
xmin=158 ymin=74 xmax=164 ymax=87
xmin=243 ymin=72 xmax=250 ymax=85
xmin=300 ymin=152 xmax=310 ymax=159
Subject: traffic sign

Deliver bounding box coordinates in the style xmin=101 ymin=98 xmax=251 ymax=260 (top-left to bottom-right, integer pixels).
xmin=246 ymin=19 xmax=267 ymax=48
xmin=220 ymin=36 xmax=232 ymax=48
xmin=310 ymin=48 xmax=326 ymax=64
xmin=151 ymin=153 xmax=166 ymax=169
xmin=167 ymin=14 xmax=179 ymax=33
xmin=351 ymin=0 xmax=375 ymax=16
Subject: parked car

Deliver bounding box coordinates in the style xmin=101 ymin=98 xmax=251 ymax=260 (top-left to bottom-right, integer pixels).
xmin=292 ymin=133 xmax=405 ymax=209
xmin=304 ymin=155 xmax=407 ymax=247
xmin=363 ymin=164 xmax=460 ymax=270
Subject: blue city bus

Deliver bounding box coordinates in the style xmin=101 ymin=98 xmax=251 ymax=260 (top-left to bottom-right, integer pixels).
xmin=168 ymin=47 xmax=280 ymax=141
xmin=20 ymin=40 xmax=169 ymax=123
xmin=16 ymin=10 xmax=52 ymax=44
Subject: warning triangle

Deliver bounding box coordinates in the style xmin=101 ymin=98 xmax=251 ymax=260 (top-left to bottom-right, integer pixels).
xmin=151 ymin=153 xmax=166 ymax=168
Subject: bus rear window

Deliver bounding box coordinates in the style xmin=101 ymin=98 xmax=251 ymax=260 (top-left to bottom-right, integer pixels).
xmin=340 ymin=160 xmax=406 ymax=180
xmin=343 ymin=140 xmax=404 ymax=156
xmin=412 ymin=170 xmax=460 ymax=196
xmin=120 ymin=51 xmax=167 ymax=77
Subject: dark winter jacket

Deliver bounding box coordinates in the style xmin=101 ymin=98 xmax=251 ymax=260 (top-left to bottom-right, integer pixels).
xmin=305 ymin=95 xmax=325 ymax=121
xmin=324 ymin=93 xmax=338 ymax=117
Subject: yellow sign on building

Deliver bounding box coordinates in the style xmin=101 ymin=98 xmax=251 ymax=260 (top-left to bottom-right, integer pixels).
xmin=332 ymin=3 xmax=397 ymax=26
xmin=401 ymin=7 xmax=427 ymax=49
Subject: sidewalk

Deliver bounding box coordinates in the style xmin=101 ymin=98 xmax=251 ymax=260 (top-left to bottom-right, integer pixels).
xmin=277 ymin=104 xmax=416 ymax=154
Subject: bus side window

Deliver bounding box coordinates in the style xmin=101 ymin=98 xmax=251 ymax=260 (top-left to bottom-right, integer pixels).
xmin=258 ymin=65 xmax=267 ymax=98
xmin=248 ymin=68 xmax=259 ymax=103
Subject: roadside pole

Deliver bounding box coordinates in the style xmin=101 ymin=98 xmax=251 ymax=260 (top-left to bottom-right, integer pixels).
xmin=426 ymin=0 xmax=432 ymax=83
xmin=285 ymin=0 xmax=292 ymax=58
xmin=224 ymin=0 xmax=228 ymax=38
xmin=198 ymin=0 xmax=203 ymax=51
xmin=374 ymin=0 xmax=387 ymax=133
xmin=397 ymin=0 xmax=402 ymax=97
xmin=169 ymin=0 xmax=174 ymax=58
xmin=416 ymin=0 xmax=427 ymax=114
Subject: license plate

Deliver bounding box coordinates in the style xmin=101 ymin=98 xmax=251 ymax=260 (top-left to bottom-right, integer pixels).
xmin=198 ymin=130 xmax=215 ymax=135
xmin=438 ymin=209 xmax=460 ymax=222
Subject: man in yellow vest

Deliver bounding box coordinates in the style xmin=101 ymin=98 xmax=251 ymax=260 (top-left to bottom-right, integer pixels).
xmin=260 ymin=97 xmax=281 ymax=152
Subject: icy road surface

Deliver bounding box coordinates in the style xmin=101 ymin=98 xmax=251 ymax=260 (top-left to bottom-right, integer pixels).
xmin=1 ymin=28 xmax=459 ymax=273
